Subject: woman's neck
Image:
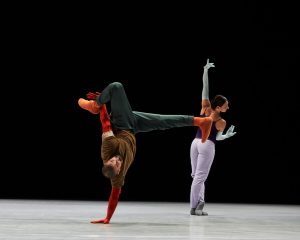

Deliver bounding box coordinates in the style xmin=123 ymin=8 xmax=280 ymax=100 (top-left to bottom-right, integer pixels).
xmin=210 ymin=111 xmax=221 ymax=121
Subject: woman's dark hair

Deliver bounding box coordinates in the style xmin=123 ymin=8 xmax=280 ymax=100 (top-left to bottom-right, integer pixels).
xmin=102 ymin=165 xmax=117 ymax=179
xmin=211 ymin=95 xmax=227 ymax=110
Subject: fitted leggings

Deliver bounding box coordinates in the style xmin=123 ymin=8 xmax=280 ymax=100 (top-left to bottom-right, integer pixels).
xmin=190 ymin=138 xmax=215 ymax=208
xmin=96 ymin=82 xmax=194 ymax=133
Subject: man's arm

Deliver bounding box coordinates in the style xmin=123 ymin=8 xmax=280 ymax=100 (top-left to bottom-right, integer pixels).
xmin=90 ymin=187 xmax=121 ymax=224
xmin=86 ymin=91 xmax=113 ymax=138
xmin=99 ymin=104 xmax=114 ymax=140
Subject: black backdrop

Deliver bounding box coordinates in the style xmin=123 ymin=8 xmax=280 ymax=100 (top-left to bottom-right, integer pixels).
xmin=2 ymin=3 xmax=299 ymax=204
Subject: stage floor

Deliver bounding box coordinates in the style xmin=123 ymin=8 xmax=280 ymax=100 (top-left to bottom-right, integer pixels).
xmin=0 ymin=199 xmax=299 ymax=239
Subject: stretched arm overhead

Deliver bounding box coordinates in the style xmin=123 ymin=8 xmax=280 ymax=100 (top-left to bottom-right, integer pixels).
xmin=99 ymin=104 xmax=114 ymax=140
xmin=200 ymin=59 xmax=215 ymax=115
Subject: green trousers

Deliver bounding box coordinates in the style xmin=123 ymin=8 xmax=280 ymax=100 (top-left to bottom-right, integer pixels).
xmin=96 ymin=82 xmax=194 ymax=134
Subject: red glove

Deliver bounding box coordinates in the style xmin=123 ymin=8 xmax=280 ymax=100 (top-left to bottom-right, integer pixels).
xmin=90 ymin=218 xmax=110 ymax=224
xmin=86 ymin=91 xmax=101 ymax=100
xmin=91 ymin=187 xmax=121 ymax=224
xmin=100 ymin=104 xmax=112 ymax=133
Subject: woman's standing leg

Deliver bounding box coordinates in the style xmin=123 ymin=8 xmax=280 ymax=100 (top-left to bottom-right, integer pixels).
xmin=190 ymin=138 xmax=199 ymax=210
xmin=190 ymin=140 xmax=215 ymax=214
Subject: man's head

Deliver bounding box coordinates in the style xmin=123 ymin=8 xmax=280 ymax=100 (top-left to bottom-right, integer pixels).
xmin=102 ymin=155 xmax=122 ymax=179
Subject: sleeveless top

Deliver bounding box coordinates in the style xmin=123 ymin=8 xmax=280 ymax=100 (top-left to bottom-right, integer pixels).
xmin=195 ymin=114 xmax=221 ymax=144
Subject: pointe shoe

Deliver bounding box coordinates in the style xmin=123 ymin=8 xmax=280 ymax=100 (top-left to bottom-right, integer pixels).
xmin=194 ymin=210 xmax=208 ymax=216
xmin=190 ymin=208 xmax=196 ymax=215
xmin=78 ymin=98 xmax=100 ymax=114
xmin=195 ymin=201 xmax=208 ymax=216
xmin=190 ymin=208 xmax=208 ymax=216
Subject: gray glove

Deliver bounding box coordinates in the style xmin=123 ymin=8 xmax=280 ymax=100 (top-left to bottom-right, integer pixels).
xmin=202 ymin=59 xmax=215 ymax=100
xmin=216 ymin=125 xmax=237 ymax=141
xmin=203 ymin=58 xmax=215 ymax=70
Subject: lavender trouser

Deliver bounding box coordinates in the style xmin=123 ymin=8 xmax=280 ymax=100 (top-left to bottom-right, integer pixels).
xmin=190 ymin=138 xmax=215 ymax=208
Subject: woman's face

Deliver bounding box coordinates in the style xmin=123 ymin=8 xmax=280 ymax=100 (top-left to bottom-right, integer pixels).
xmin=218 ymin=101 xmax=229 ymax=112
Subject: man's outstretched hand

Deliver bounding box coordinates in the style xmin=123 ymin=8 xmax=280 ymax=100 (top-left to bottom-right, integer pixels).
xmin=91 ymin=218 xmax=110 ymax=224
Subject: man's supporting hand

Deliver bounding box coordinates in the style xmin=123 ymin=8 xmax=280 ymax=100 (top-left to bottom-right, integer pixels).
xmin=90 ymin=187 xmax=121 ymax=224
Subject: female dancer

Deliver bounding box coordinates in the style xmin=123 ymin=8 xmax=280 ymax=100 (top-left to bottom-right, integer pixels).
xmin=190 ymin=59 xmax=236 ymax=216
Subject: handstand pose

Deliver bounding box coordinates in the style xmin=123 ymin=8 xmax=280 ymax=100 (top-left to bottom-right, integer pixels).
xmin=78 ymin=81 xmax=213 ymax=224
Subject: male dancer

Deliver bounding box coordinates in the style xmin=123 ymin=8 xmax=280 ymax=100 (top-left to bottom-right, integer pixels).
xmin=78 ymin=82 xmax=213 ymax=224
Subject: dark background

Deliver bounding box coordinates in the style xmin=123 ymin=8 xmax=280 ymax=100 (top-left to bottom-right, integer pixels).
xmin=2 ymin=3 xmax=299 ymax=204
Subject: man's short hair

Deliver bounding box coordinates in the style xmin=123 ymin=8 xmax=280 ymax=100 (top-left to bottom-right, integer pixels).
xmin=102 ymin=165 xmax=117 ymax=179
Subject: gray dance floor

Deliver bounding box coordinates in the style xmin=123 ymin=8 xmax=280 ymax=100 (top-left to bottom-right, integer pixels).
xmin=0 ymin=199 xmax=299 ymax=240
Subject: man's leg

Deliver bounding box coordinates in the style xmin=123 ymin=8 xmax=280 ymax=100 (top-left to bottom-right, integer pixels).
xmin=79 ymin=82 xmax=135 ymax=131
xmin=96 ymin=82 xmax=135 ymax=130
xmin=133 ymin=111 xmax=212 ymax=142
xmin=133 ymin=111 xmax=193 ymax=132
